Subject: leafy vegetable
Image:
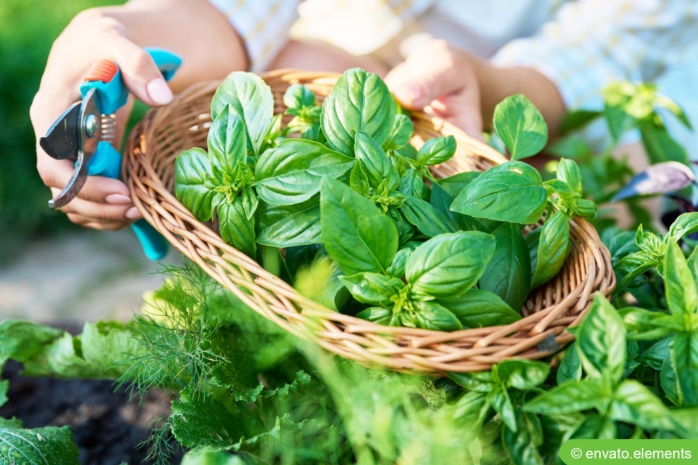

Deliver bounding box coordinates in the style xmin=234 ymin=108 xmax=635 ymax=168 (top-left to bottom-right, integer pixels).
xmin=492 ymin=93 xmax=548 ymax=160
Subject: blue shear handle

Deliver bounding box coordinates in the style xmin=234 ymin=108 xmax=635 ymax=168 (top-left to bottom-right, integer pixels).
xmin=89 ymin=143 xmax=169 ymax=261
xmin=83 ymin=48 xmax=182 ymax=261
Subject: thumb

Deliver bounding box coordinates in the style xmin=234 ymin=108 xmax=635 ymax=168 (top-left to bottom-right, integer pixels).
xmin=111 ymin=39 xmax=174 ymax=107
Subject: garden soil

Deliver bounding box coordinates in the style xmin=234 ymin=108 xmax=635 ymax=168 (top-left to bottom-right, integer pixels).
xmin=0 ymin=228 xmax=185 ymax=464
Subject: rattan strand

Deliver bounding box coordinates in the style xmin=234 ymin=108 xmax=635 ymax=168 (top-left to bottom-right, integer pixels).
xmin=123 ymin=69 xmax=616 ymax=374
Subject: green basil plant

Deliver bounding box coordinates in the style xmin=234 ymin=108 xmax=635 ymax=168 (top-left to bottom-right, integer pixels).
xmin=173 ymin=68 xmax=598 ymax=331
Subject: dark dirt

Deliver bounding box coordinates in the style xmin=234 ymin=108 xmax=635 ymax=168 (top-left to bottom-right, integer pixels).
xmin=0 ymin=324 xmax=184 ymax=465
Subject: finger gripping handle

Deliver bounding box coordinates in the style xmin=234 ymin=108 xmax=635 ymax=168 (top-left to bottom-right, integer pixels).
xmin=79 ymin=47 xmax=182 ymax=113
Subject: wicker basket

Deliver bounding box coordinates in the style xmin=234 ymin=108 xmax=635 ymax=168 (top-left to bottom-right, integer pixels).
xmin=123 ymin=69 xmax=615 ymax=374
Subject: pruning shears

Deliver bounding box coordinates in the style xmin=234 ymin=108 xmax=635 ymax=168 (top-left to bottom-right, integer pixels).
xmin=40 ymin=47 xmax=182 ymax=261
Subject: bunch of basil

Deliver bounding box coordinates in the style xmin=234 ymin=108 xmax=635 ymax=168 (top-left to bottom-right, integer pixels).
xmin=174 ymin=68 xmax=597 ymax=331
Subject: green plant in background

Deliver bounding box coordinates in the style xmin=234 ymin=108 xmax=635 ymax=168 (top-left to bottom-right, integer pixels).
xmin=0 ymin=0 xmax=123 ymax=262
xmin=545 ymin=80 xmax=694 ymax=234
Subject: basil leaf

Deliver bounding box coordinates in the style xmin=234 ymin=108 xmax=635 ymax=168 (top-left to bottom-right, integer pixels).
xmin=494 ymin=360 xmax=549 ymax=390
xmin=577 ymin=293 xmax=626 ymax=382
xmin=386 ymin=243 xmax=418 ymax=278
xmin=524 ymin=379 xmax=606 ymax=415
xmin=389 ymin=209 xmax=417 ymax=246
xmin=502 ymin=413 xmax=544 ymax=465
xmin=437 ymin=289 xmax=521 ymax=328
xmin=436 ymin=171 xmax=480 ymax=198
xmin=320 ymin=178 xmax=398 ymax=276
xmin=665 ymin=241 xmax=698 ymax=323
xmin=354 ymin=131 xmax=400 ymax=191
xmin=339 ymin=272 xmax=406 ymax=306
xmin=615 ymin=251 xmax=658 ymax=291
xmin=668 ymin=212 xmax=698 ymax=243
xmin=557 ymin=343 xmax=583 ymax=384
xmin=639 ymin=123 xmax=690 ymax=165
xmin=449 ymin=371 xmax=494 ymax=392
xmin=356 ymin=307 xmax=393 ymax=326
xmin=321 ymin=68 xmax=396 ymax=155
xmin=619 ymin=307 xmax=677 ymax=340
xmin=529 ymin=210 xmax=571 ymax=289
xmin=569 ymin=415 xmax=616 ymax=440
xmin=412 ymin=301 xmax=462 ymax=331
xmin=451 ymin=161 xmax=547 ymax=224
xmin=555 ymin=158 xmax=582 ymax=195
xmin=174 ymin=147 xmax=217 ymax=221
xmin=656 ymin=94 xmax=693 ymax=129
xmin=479 ymin=223 xmax=531 ymax=310
xmin=662 ymin=348 xmax=682 ymax=405
xmin=398 ymin=168 xmax=426 ymax=198
xmin=255 ymin=139 xmax=354 ymax=205
xmin=493 ymin=94 xmax=548 ymax=160
xmin=208 ymin=107 xmax=248 ymax=180
xmin=673 ymin=330 xmax=698 ymax=406
xmin=689 ymin=246 xmax=698 ymax=286
xmin=211 ymin=71 xmax=274 ymax=155
xmin=559 ymin=109 xmax=602 ymax=134
xmin=406 ymin=232 xmax=496 ymax=298
xmin=638 ymin=337 xmax=672 ymax=371
xmin=383 ymin=114 xmax=414 ymax=151
xmin=430 ymin=182 xmax=479 ymax=231
xmin=283 ymin=83 xmax=317 ymax=109
xmin=609 ymin=379 xmax=676 ymax=431
xmin=349 ymin=162 xmax=371 ymax=196
xmin=415 ymin=135 xmax=456 ymax=167
xmin=604 ymin=100 xmax=633 ymax=145
xmin=453 ymin=391 xmax=489 ymax=427
xmin=256 ymin=203 xmax=321 ymax=248
xmin=217 ymin=198 xmax=256 ymax=257
xmin=488 ymin=387 xmax=517 ymax=432
xmin=402 ymin=195 xmax=457 ymax=237
xmin=574 ymin=198 xmax=598 ymax=221
xmin=238 ymin=188 xmax=257 ymax=221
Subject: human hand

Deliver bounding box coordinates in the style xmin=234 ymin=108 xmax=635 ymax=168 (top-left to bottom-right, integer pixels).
xmin=384 ymin=39 xmax=486 ymax=140
xmin=385 ymin=38 xmax=567 ymax=144
xmin=30 ymin=7 xmax=176 ymax=230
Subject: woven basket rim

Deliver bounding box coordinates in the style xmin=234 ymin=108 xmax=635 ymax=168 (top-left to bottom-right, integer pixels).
xmin=123 ymin=69 xmax=616 ymax=374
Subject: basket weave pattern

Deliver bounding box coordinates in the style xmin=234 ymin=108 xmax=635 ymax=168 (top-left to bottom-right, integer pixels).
xmin=124 ymin=70 xmax=616 ymax=374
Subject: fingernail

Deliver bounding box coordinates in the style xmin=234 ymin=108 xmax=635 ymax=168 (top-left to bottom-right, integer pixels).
xmin=146 ymin=78 xmax=173 ymax=105
xmin=105 ymin=194 xmax=132 ymax=205
xmin=395 ymin=84 xmax=422 ymax=104
xmin=125 ymin=207 xmax=142 ymax=220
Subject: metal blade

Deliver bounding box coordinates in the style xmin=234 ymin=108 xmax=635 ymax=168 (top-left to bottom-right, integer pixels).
xmin=39 ymin=102 xmax=81 ymax=160
xmin=47 ymin=90 xmax=103 ymax=210
xmin=48 ymin=160 xmax=88 ymax=210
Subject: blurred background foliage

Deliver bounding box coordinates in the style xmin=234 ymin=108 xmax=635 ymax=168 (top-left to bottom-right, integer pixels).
xmin=0 ymin=0 xmax=122 ymax=263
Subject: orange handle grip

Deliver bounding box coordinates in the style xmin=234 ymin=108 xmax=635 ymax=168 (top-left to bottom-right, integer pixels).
xmin=83 ymin=59 xmax=119 ymax=83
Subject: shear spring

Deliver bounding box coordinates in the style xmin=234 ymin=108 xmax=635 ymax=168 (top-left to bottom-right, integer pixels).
xmin=100 ymin=114 xmax=117 ymax=144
